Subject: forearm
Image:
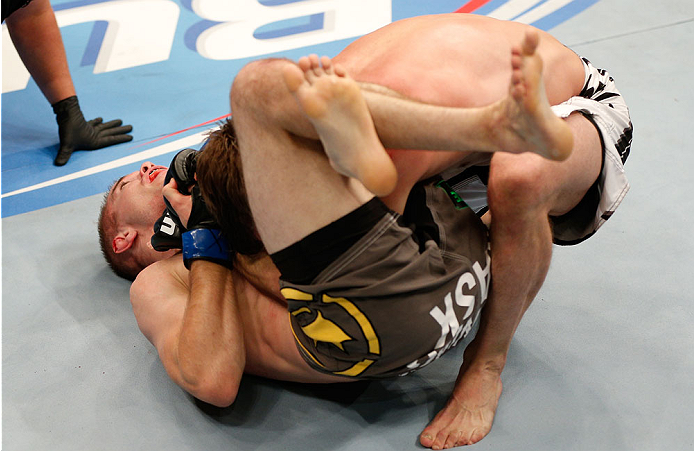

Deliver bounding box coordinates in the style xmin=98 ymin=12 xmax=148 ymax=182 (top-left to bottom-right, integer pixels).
xmin=5 ymin=0 xmax=75 ymax=104
xmin=175 ymin=260 xmax=245 ymax=406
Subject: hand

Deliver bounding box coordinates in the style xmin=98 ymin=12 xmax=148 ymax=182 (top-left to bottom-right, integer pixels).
xmin=159 ymin=148 xmax=234 ymax=268
xmin=52 ymin=96 xmax=133 ymax=166
xmin=151 ymin=177 xmax=192 ymax=252
xmin=164 ymin=147 xmax=199 ymax=194
xmin=152 ymin=149 xmax=205 ymax=251
xmin=162 ymin=178 xmax=193 ymax=228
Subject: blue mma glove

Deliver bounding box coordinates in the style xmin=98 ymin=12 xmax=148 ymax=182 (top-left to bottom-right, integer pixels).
xmin=181 ymin=185 xmax=235 ymax=269
xmin=151 ymin=147 xmax=234 ymax=266
xmin=182 ymin=228 xmax=232 ymax=269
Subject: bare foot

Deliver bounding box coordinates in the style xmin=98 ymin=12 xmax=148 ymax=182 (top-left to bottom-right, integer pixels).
xmin=282 ymin=54 xmax=398 ymax=196
xmin=493 ymin=30 xmax=574 ymax=161
xmin=419 ymin=344 xmax=503 ymax=449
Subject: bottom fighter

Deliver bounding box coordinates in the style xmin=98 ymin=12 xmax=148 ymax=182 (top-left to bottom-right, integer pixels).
xmin=99 ymin=14 xmax=631 ymax=449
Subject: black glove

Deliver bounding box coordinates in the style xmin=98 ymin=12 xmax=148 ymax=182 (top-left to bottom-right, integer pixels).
xmin=164 ymin=147 xmax=199 ymax=194
xmin=151 ymin=148 xmax=203 ymax=251
xmin=153 ymin=150 xmax=235 ymax=268
xmin=52 ymin=96 xmax=133 ymax=166
xmin=151 ymin=209 xmax=184 ymax=251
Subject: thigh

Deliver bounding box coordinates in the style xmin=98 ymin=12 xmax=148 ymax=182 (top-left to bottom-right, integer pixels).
xmin=231 ymin=96 xmax=374 ymax=255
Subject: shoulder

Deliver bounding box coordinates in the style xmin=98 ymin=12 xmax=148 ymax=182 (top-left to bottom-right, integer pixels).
xmin=130 ymin=255 xmax=188 ymax=344
xmin=132 ymin=255 xmax=186 ymax=294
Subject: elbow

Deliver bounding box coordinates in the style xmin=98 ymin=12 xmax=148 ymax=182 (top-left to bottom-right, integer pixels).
xmin=189 ymin=376 xmax=240 ymax=408
xmin=177 ymin=356 xmax=243 ymax=407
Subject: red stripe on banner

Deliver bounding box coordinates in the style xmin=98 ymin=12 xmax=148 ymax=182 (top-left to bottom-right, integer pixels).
xmin=455 ymin=0 xmax=492 ymax=13
xmin=131 ymin=114 xmax=232 ymax=149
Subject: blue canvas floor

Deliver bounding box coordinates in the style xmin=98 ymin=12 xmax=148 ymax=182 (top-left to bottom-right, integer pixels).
xmin=3 ymin=0 xmax=694 ymax=449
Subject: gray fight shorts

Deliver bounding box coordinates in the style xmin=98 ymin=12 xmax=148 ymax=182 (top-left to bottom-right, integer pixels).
xmin=271 ymin=177 xmax=491 ymax=378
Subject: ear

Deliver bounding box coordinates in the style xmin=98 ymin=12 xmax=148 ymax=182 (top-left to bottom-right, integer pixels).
xmin=112 ymin=228 xmax=138 ymax=254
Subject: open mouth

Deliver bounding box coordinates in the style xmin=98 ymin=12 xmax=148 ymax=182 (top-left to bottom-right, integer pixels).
xmin=148 ymin=167 xmax=166 ymax=183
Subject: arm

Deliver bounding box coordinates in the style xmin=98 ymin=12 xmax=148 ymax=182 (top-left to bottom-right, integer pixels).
xmin=130 ymin=256 xmax=244 ymax=407
xmin=4 ymin=0 xmax=74 ymax=104
xmin=5 ymin=0 xmax=133 ymax=165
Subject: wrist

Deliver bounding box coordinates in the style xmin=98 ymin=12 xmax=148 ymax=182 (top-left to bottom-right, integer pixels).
xmin=182 ymin=229 xmax=234 ymax=270
xmin=51 ymin=95 xmax=85 ymax=126
xmin=51 ymin=95 xmax=79 ymax=113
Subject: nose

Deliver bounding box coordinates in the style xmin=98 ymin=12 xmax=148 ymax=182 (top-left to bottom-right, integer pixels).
xmin=139 ymin=161 xmax=155 ymax=179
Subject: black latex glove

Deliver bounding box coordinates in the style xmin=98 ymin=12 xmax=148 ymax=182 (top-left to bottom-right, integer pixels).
xmin=51 ymin=95 xmax=133 ymax=166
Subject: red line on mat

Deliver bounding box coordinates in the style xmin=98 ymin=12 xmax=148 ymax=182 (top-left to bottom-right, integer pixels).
xmin=131 ymin=114 xmax=232 ymax=149
xmin=455 ymin=0 xmax=493 ymax=13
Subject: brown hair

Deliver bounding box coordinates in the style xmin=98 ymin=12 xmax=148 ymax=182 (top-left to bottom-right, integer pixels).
xmin=197 ymin=118 xmax=265 ymax=258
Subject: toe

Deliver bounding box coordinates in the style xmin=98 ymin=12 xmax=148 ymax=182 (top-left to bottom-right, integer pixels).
xmin=282 ymin=64 xmax=306 ymax=92
xmin=420 ymin=430 xmax=435 ymax=448
xmin=320 ymin=55 xmax=333 ymax=74
xmin=443 ymin=430 xmax=461 ymax=449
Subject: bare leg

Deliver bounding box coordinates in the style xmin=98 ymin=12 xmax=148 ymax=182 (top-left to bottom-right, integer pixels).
xmin=231 ymin=56 xmax=381 ymax=254
xmin=419 ymin=34 xmax=601 ymax=449
xmin=283 ymin=55 xmax=398 ymax=196
xmin=360 ymin=30 xmax=574 ymax=162
xmin=497 ymin=31 xmax=574 ymax=161
xmin=279 ymin=31 xmax=571 ymax=195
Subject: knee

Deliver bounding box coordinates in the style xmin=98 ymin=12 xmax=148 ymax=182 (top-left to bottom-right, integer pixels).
xmin=230 ymin=58 xmax=288 ymax=114
xmin=230 ymin=60 xmax=266 ymax=112
xmin=487 ymin=154 xmax=553 ymax=217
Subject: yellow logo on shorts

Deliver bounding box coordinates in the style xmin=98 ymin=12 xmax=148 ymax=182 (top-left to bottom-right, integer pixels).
xmin=293 ymin=309 xmax=352 ymax=351
xmin=282 ymin=288 xmax=381 ymax=377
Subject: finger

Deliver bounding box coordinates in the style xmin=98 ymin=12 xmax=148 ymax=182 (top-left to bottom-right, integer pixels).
xmin=92 ymin=134 xmax=134 ymax=149
xmin=94 ymin=119 xmax=124 ymax=130
xmin=87 ymin=117 xmax=103 ymax=126
xmin=162 ymin=180 xmax=193 ymax=227
xmin=166 ymin=177 xmax=179 ymax=191
xmin=98 ymin=124 xmax=133 ymax=137
xmin=162 ymin=179 xmax=183 ymax=205
xmin=54 ymin=145 xmax=74 ymax=166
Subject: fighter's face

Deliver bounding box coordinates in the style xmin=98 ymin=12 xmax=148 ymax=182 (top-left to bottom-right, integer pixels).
xmin=109 ymin=161 xmax=168 ymax=232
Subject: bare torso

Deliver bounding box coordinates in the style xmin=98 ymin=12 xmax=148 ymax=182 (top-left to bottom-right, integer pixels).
xmin=336 ymin=14 xmax=583 ymax=107
xmin=334 ymin=14 xmax=586 ymax=208
xmin=232 ymin=256 xmax=349 ymax=383
xmin=132 ymin=255 xmax=349 ymax=385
